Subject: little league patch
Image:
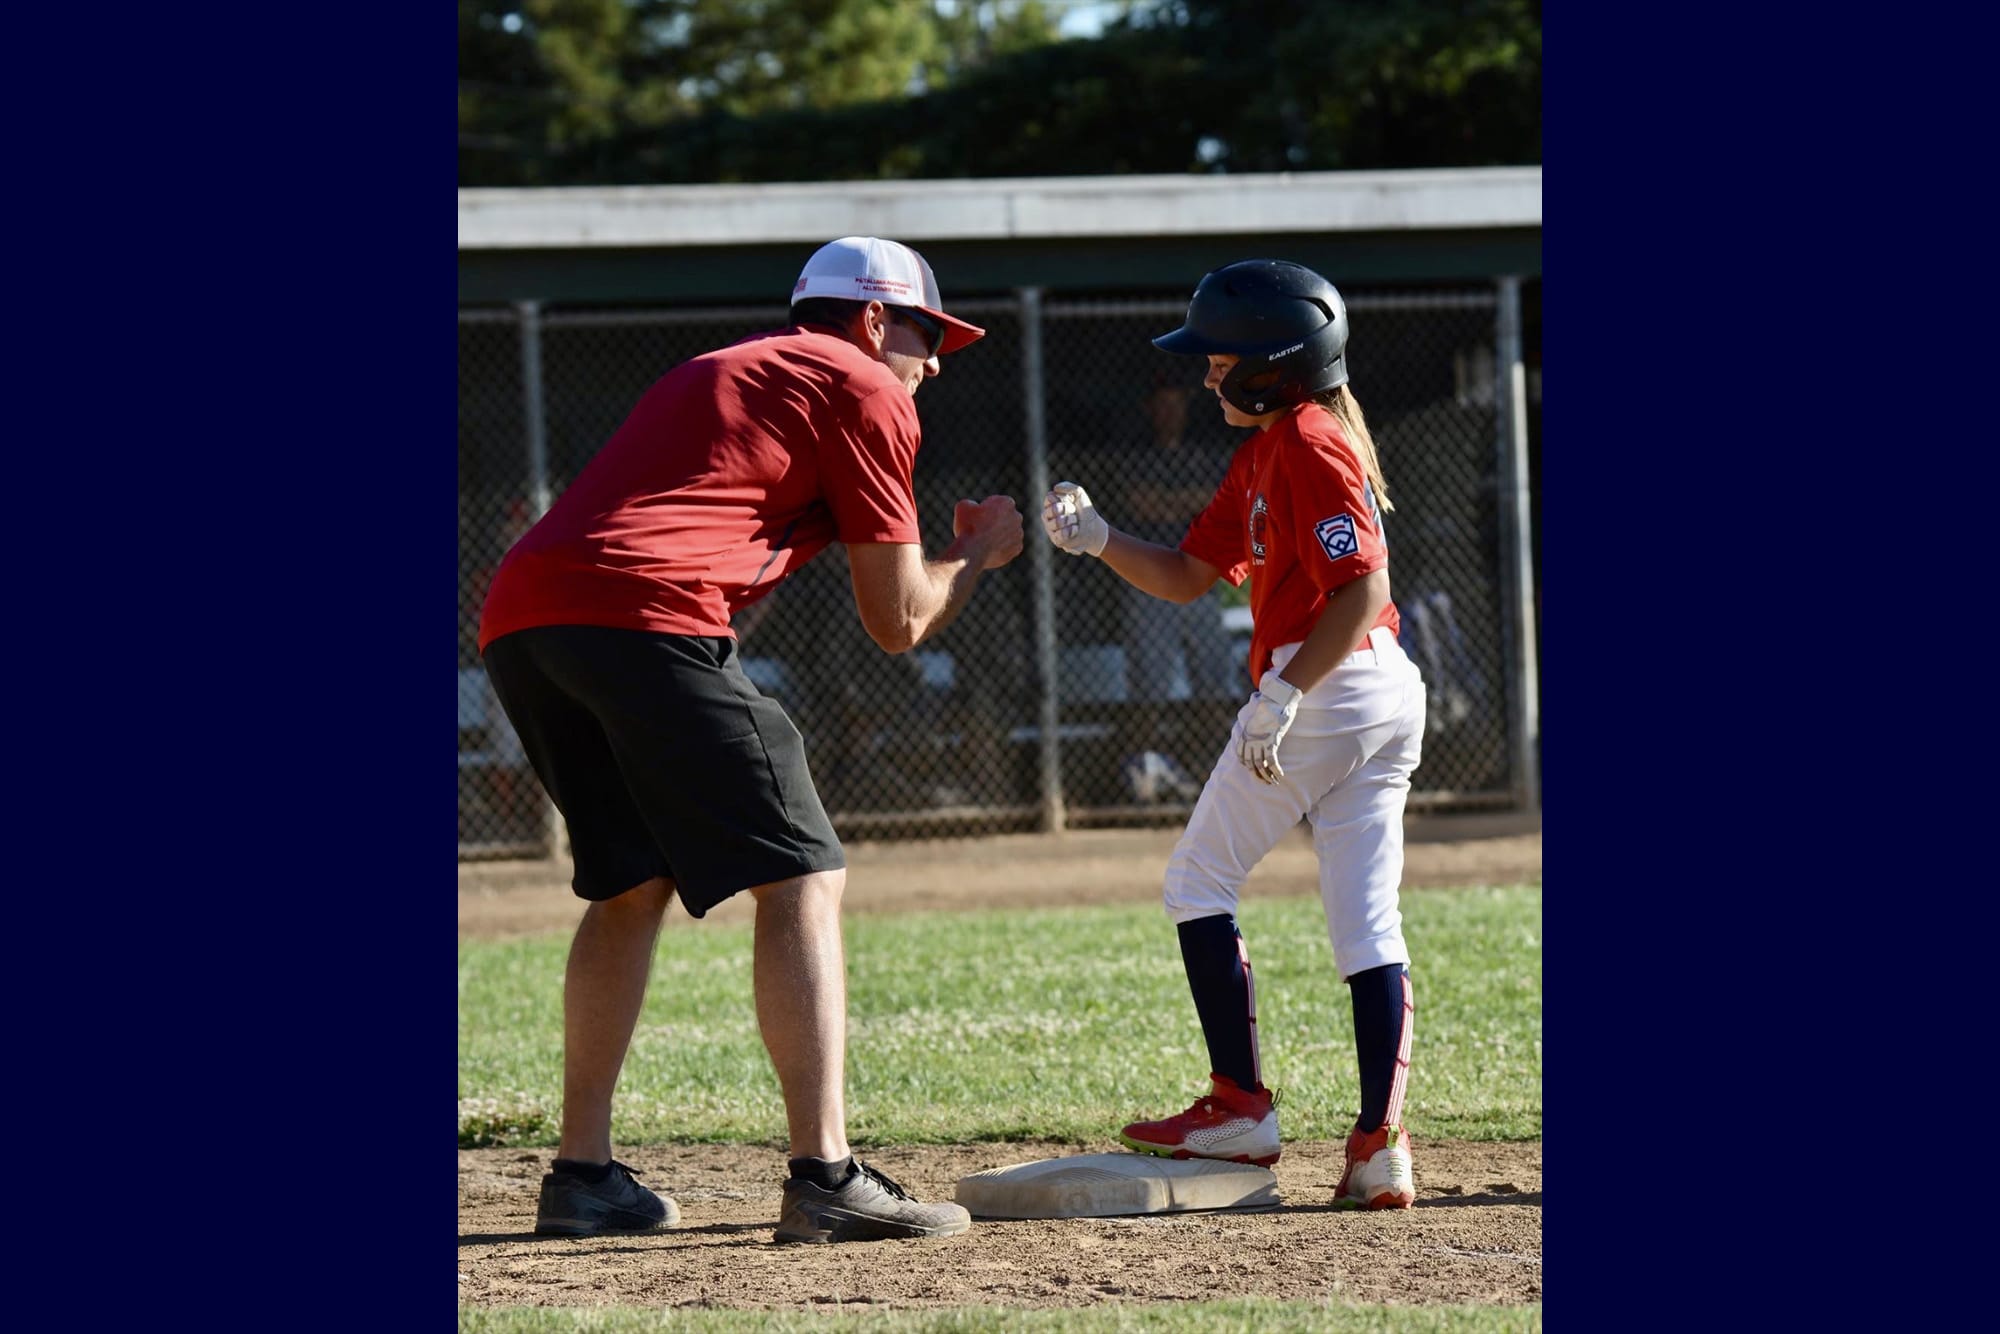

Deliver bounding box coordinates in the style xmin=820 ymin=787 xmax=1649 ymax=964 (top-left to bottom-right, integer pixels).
xmin=1314 ymin=512 xmax=1359 ymax=562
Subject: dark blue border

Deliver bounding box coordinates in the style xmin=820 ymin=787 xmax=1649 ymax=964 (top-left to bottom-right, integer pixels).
xmin=1553 ymin=3 xmax=1901 ymax=1309
xmin=1556 ymin=26 xmax=1699 ymax=1306
xmin=19 ymin=13 xmax=453 ymax=1323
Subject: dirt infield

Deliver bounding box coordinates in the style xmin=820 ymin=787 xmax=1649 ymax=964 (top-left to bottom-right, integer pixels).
xmin=457 ymin=814 xmax=1542 ymax=1313
xmin=458 ymin=813 xmax=1543 ymax=939
xmin=457 ymin=1139 xmax=1542 ymax=1310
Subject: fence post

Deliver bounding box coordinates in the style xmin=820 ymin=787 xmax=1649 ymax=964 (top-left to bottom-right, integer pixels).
xmin=1495 ymin=277 xmax=1541 ymax=812
xmin=517 ymin=300 xmax=554 ymax=522
xmin=1019 ymin=286 xmax=1066 ymax=832
xmin=516 ymin=299 xmax=566 ymax=859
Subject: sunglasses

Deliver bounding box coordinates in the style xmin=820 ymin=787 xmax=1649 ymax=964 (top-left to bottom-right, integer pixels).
xmin=892 ymin=307 xmax=946 ymax=358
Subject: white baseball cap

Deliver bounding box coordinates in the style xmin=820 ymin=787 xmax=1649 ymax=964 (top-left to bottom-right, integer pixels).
xmin=790 ymin=236 xmax=986 ymax=355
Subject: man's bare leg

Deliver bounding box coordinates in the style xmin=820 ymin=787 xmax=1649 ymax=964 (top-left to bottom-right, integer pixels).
xmin=750 ymin=870 xmax=850 ymax=1163
xmin=555 ymin=877 xmax=674 ymax=1164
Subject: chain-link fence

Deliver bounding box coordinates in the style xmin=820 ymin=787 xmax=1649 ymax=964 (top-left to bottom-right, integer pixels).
xmin=459 ymin=286 xmax=1535 ymax=858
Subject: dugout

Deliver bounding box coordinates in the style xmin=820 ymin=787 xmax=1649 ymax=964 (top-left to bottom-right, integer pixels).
xmin=456 ymin=169 xmax=1541 ymax=857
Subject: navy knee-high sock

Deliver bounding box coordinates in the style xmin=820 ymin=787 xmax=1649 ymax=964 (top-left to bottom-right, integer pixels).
xmin=1349 ymin=963 xmax=1413 ymax=1131
xmin=1177 ymin=914 xmax=1261 ymax=1092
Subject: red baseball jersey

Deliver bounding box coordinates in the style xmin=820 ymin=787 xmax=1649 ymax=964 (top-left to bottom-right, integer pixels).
xmin=477 ymin=327 xmax=923 ymax=650
xmin=1180 ymin=403 xmax=1400 ymax=684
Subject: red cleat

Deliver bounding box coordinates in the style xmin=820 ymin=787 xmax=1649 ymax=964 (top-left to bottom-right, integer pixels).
xmin=1119 ymin=1073 xmax=1280 ymax=1166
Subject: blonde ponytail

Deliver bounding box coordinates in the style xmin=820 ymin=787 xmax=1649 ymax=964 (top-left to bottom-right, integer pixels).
xmin=1311 ymin=385 xmax=1393 ymax=512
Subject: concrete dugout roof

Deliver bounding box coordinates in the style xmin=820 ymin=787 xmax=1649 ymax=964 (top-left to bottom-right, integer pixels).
xmin=458 ymin=166 xmax=1541 ymax=303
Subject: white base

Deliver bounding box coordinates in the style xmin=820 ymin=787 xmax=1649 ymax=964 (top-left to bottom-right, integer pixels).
xmin=954 ymin=1152 xmax=1280 ymax=1219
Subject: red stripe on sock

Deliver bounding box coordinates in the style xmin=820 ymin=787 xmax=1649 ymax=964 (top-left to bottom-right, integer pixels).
xmin=1384 ymin=971 xmax=1415 ymax=1126
xmin=1239 ymin=933 xmax=1262 ymax=1089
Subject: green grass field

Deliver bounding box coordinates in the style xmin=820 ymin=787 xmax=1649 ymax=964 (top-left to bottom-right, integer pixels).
xmin=459 ymin=884 xmax=1541 ymax=1150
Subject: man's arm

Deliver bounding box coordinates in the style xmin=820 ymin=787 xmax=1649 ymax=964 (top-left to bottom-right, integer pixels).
xmin=845 ymin=496 xmax=1024 ymax=654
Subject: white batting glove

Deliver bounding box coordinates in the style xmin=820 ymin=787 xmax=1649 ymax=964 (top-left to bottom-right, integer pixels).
xmin=1238 ymin=670 xmax=1303 ymax=784
xmin=1042 ymin=481 xmax=1109 ymax=556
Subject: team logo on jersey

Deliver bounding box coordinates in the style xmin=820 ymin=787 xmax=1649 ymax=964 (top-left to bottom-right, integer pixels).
xmin=1249 ymin=494 xmax=1269 ymax=565
xmin=1314 ymin=513 xmax=1360 ymax=562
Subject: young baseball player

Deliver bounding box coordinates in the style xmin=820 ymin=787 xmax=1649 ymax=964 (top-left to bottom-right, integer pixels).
xmin=479 ymin=236 xmax=1023 ymax=1243
xmin=1041 ymin=259 xmax=1426 ymax=1209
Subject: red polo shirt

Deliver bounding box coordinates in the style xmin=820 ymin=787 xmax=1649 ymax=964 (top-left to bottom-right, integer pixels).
xmin=478 ymin=327 xmax=923 ymax=650
xmin=1180 ymin=403 xmax=1401 ymax=684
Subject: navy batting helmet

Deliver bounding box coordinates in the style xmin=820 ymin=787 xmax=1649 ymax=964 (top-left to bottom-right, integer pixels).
xmin=1153 ymin=260 xmax=1349 ymax=415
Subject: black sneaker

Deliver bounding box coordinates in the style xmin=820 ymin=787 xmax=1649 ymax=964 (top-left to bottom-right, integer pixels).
xmin=774 ymin=1160 xmax=972 ymax=1243
xmin=533 ymin=1159 xmax=679 ymax=1236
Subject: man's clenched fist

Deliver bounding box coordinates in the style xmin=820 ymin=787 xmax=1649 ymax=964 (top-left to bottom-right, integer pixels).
xmin=953 ymin=494 xmax=1025 ymax=569
xmin=1041 ymin=481 xmax=1108 ymax=556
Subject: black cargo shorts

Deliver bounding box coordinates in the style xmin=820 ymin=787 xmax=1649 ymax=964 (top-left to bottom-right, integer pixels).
xmin=480 ymin=624 xmax=845 ymax=915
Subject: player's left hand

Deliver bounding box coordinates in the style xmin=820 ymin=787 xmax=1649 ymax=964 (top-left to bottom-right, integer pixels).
xmin=1238 ymin=670 xmax=1304 ymax=784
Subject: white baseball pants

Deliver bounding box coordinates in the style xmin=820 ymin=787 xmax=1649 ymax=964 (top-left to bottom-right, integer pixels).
xmin=1162 ymin=625 xmax=1426 ymax=980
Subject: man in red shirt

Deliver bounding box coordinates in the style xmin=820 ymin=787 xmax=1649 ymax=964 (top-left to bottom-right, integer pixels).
xmin=479 ymin=236 xmax=1023 ymax=1243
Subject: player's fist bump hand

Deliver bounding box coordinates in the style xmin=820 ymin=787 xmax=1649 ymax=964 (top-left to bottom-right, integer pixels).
xmin=1042 ymin=481 xmax=1108 ymax=556
xmin=955 ymin=495 xmax=1025 ymax=569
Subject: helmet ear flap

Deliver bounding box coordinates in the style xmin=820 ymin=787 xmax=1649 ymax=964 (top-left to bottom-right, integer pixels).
xmin=1220 ymin=359 xmax=1293 ymax=415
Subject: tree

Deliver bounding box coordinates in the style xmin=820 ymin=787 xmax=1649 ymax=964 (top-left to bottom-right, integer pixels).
xmin=458 ymin=0 xmax=1540 ymax=186
xmin=460 ymin=0 xmax=1064 ymax=183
